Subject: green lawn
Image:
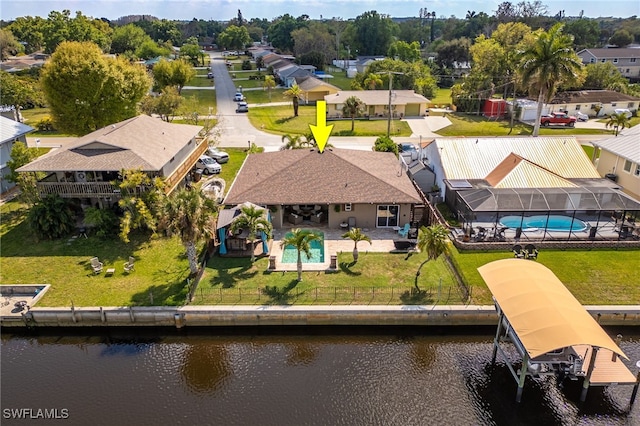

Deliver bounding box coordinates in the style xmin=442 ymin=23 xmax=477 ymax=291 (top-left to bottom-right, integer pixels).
xmin=185 ymin=76 xmax=216 ymax=87
xmin=429 ymin=88 xmax=453 ymax=106
xmin=244 ymin=88 xmax=288 ymax=104
xmin=181 ymin=89 xmax=217 ymax=115
xmin=248 ymin=105 xmax=412 ymax=137
xmin=437 ymin=113 xmax=610 ymax=137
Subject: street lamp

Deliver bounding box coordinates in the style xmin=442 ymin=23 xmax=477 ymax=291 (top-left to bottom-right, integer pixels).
xmin=387 ymin=71 xmax=404 ymax=138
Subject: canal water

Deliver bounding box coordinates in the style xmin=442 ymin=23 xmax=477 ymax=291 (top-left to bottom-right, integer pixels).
xmin=2 ymin=327 xmax=639 ymax=425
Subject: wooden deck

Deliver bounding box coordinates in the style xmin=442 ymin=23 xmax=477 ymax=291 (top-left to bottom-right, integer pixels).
xmin=573 ymin=344 xmax=638 ymax=385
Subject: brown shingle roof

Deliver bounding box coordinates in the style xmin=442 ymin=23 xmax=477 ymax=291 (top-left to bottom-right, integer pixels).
xmin=18 ymin=115 xmax=202 ymax=172
xmin=549 ymin=90 xmax=640 ymax=104
xmin=223 ymin=149 xmax=422 ymax=205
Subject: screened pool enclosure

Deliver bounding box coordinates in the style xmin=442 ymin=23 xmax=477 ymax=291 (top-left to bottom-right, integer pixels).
xmin=448 ymin=185 xmax=640 ymax=242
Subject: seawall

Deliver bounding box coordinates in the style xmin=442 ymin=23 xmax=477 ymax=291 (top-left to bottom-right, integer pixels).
xmin=2 ymin=305 xmax=639 ymax=328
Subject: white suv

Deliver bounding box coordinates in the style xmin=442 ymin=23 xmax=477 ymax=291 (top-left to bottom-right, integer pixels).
xmin=195 ymin=155 xmax=221 ymax=175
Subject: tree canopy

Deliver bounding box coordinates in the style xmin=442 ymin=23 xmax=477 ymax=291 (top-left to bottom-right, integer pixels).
xmin=346 ymin=10 xmax=397 ymax=56
xmin=41 ymin=41 xmax=151 ymax=135
xmin=152 ymin=58 xmax=195 ymax=94
xmin=217 ymin=25 xmax=251 ymax=51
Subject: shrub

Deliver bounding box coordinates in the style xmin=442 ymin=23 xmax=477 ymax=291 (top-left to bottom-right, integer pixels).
xmin=84 ymin=207 xmax=119 ymax=238
xmin=373 ymin=136 xmax=398 ymax=155
xmin=36 ymin=117 xmax=56 ymax=132
xmin=27 ymin=195 xmax=75 ymax=239
xmin=241 ymin=60 xmax=252 ymax=70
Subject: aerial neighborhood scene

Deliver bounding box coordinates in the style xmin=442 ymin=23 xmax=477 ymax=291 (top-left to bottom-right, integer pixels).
xmin=1 ymin=0 xmax=639 ymax=423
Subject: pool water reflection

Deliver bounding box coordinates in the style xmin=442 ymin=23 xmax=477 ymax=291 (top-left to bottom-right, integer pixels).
xmin=500 ymin=215 xmax=588 ymax=232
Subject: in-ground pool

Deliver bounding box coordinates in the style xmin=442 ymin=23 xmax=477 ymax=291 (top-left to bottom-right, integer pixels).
xmin=499 ymin=215 xmax=588 ymax=232
xmin=281 ymin=231 xmax=325 ymax=263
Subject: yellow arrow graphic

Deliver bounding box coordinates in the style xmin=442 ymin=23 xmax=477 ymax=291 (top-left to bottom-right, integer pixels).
xmin=309 ymin=100 xmax=333 ymax=153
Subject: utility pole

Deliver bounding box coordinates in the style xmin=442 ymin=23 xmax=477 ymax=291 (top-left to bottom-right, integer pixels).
xmin=387 ymin=71 xmax=403 ymax=138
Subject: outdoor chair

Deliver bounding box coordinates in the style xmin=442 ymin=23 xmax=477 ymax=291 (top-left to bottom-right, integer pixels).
xmin=511 ymin=245 xmax=525 ymax=259
xmin=524 ymin=244 xmax=538 ymax=260
xmin=476 ymin=227 xmax=487 ymax=241
xmin=90 ymin=257 xmax=103 ymax=274
xmin=124 ymin=256 xmax=135 ymax=273
xmin=288 ymin=213 xmax=302 ymax=225
xmin=398 ymin=223 xmax=410 ymax=238
xmin=311 ymin=211 xmax=324 ymax=223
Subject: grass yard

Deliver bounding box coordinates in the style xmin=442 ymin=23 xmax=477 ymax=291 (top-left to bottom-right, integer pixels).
xmin=437 ymin=113 xmax=610 ymax=137
xmin=248 ymin=105 xmax=412 ymax=137
xmin=213 ymin=148 xmax=249 ymax=194
xmin=185 ymin=76 xmax=216 ymax=88
xmin=243 ymin=88 xmax=288 ymax=104
xmin=181 ymin=89 xmax=217 ymax=115
xmin=429 ymin=88 xmax=453 ymax=106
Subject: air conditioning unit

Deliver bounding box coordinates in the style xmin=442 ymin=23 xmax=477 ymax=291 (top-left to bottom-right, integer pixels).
xmin=344 ymin=203 xmax=352 ymax=212
xmin=75 ymin=171 xmax=87 ymax=182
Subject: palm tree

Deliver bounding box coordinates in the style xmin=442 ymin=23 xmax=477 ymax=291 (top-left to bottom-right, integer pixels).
xmin=519 ymin=23 xmax=584 ymax=137
xmin=161 ymin=188 xmax=217 ymax=275
xmin=414 ymin=224 xmax=450 ymax=292
xmin=280 ymin=133 xmax=305 ymax=150
xmin=230 ymin=204 xmax=272 ymax=262
xmin=605 ymin=112 xmax=631 ymax=136
xmin=263 ymin=75 xmax=276 ymax=102
xmin=283 ymin=84 xmax=303 ymax=117
xmin=280 ymin=229 xmax=321 ymax=282
xmin=342 ymin=95 xmax=365 ymax=132
xmin=364 ymin=73 xmax=383 ymax=90
xmin=341 ymin=227 xmax=371 ymax=262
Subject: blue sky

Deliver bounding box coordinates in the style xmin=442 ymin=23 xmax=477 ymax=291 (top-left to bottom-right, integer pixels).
xmin=2 ymin=0 xmax=639 ymax=21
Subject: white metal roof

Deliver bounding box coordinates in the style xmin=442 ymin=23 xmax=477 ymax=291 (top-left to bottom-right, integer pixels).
xmin=592 ymin=130 xmax=640 ymax=163
xmin=0 ymin=116 xmax=34 ymax=144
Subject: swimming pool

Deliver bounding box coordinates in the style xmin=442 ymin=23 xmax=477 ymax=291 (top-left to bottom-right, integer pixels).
xmin=281 ymin=231 xmax=325 ymax=263
xmin=499 ymin=215 xmax=588 ymax=232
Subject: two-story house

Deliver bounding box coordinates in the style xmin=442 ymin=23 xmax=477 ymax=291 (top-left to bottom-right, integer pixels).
xmin=17 ymin=115 xmax=207 ymax=207
xmin=577 ymin=48 xmax=640 ymax=82
xmin=0 ymin=115 xmax=34 ymax=194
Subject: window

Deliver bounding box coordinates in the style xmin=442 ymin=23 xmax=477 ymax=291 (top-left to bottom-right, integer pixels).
xmin=376 ymin=205 xmax=399 ymax=228
xmin=589 ymin=58 xmax=595 ymax=63
xmin=600 ymin=59 xmax=606 ymax=63
xmin=623 ymin=160 xmax=632 ymax=173
xmin=631 ymin=58 xmax=637 ymax=63
xmin=611 ymin=103 xmax=617 ymax=107
xmin=575 ymin=105 xmax=581 ymax=111
xmin=613 ymin=58 xmax=618 ymax=63
xmin=628 ymin=102 xmax=635 ymax=108
xmin=626 ymin=69 xmax=630 ymax=73
xmin=635 ymin=164 xmax=640 ymax=177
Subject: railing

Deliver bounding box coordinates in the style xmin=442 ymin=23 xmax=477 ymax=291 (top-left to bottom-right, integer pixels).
xmin=36 ymin=182 xmax=120 ymax=198
xmin=164 ymin=140 xmax=208 ymax=193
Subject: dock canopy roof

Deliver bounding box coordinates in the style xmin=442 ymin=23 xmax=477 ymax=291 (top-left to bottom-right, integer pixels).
xmin=478 ymin=259 xmax=627 ymax=360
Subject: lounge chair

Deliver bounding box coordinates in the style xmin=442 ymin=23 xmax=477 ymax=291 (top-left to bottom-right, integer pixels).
xmin=124 ymin=256 xmax=135 ymax=273
xmin=90 ymin=257 xmax=103 ymax=274
xmin=511 ymin=245 xmax=525 ymax=259
xmin=398 ymin=223 xmax=410 ymax=238
xmin=524 ymin=244 xmax=538 ymax=260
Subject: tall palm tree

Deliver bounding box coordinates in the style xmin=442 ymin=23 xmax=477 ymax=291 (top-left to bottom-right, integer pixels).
xmin=230 ymin=204 xmax=272 ymax=262
xmin=341 ymin=227 xmax=371 ymax=262
xmin=283 ymin=84 xmax=303 ymax=117
xmin=364 ymin=73 xmax=383 ymax=90
xmin=342 ymin=95 xmax=364 ymax=132
xmin=161 ymin=188 xmax=217 ymax=275
xmin=414 ymin=224 xmax=450 ymax=292
xmin=263 ymin=75 xmax=276 ymax=102
xmin=519 ymin=23 xmax=584 ymax=137
xmin=605 ymin=112 xmax=631 ymax=136
xmin=280 ymin=229 xmax=321 ymax=282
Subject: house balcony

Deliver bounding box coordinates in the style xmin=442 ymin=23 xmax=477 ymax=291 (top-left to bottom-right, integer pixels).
xmin=36 ymin=181 xmax=121 ymax=199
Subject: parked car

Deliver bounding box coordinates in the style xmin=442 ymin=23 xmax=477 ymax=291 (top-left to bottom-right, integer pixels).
xmin=540 ymin=112 xmax=576 ymax=127
xmin=236 ymin=101 xmax=249 ymax=113
xmin=195 ymin=155 xmax=221 ymax=175
xmin=207 ymin=147 xmax=229 ymax=163
xmin=614 ymin=108 xmax=632 ymax=118
xmin=233 ymin=93 xmax=244 ymax=102
xmin=575 ymin=111 xmax=589 ymax=122
xmin=207 ymin=72 xmax=214 ymax=79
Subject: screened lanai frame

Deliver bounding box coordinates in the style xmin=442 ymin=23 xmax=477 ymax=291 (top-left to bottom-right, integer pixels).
xmin=455 ymin=187 xmax=640 ymax=242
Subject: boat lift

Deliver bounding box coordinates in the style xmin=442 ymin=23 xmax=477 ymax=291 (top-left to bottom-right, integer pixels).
xmin=478 ymin=259 xmax=640 ymax=406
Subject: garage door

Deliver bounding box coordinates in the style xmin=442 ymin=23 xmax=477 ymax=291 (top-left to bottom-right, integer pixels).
xmin=405 ymin=104 xmax=420 ymax=116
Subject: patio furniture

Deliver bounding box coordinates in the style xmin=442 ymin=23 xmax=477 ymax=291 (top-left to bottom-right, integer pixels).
xmin=348 ymin=217 xmax=356 ymax=230
xmin=311 ymin=211 xmax=324 ymax=223
xmin=90 ymin=257 xmax=103 ymax=274
xmin=105 ymin=268 xmax=116 ymax=276
xmin=476 ymin=227 xmax=487 ymax=241
xmin=512 ymin=245 xmax=525 ymax=259
xmin=393 ymin=239 xmax=415 ymax=251
xmin=288 ymin=213 xmax=303 ymax=225
xmin=524 ymin=244 xmax=538 ymax=260
xmin=124 ymin=257 xmax=135 ymax=273
xmin=397 ymin=223 xmax=410 ymax=238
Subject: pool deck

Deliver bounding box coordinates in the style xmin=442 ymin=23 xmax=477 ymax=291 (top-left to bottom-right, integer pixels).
xmin=271 ymin=227 xmax=403 ymax=271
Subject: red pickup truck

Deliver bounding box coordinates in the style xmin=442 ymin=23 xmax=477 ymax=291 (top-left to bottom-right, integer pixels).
xmin=540 ymin=112 xmax=576 ymax=127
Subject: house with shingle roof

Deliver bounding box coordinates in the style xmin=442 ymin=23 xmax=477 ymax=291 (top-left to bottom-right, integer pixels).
xmin=17 ymin=115 xmax=208 ymax=205
xmin=577 ymin=48 xmax=640 ymax=81
xmin=296 ymin=76 xmax=340 ymax=102
xmin=324 ymin=90 xmax=429 ymax=118
xmin=224 ymin=148 xmax=423 ymax=229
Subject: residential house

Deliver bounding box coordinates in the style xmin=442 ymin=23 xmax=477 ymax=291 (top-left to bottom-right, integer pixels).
xmin=546 ymin=90 xmax=640 ymax=117
xmin=577 ymin=48 xmax=640 ymax=81
xmin=0 ymin=116 xmax=34 ymax=194
xmin=591 ymin=125 xmax=640 ymax=200
xmin=17 ymin=115 xmax=207 ymax=207
xmin=296 ymin=76 xmax=340 ymax=103
xmin=354 ymin=56 xmax=385 ymax=74
xmin=419 ymin=136 xmax=640 ymax=241
xmin=324 ymin=90 xmax=429 ymax=118
xmin=276 ymin=64 xmax=313 ymax=88
xmin=0 ymin=52 xmax=48 ymax=73
xmin=223 ymin=148 xmax=423 ymax=230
